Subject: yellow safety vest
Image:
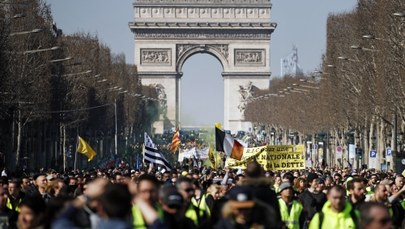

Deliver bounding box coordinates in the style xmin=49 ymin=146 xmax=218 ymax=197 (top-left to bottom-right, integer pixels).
xmin=278 ymin=199 xmax=303 ymax=229
xmin=191 ymin=193 xmax=211 ymax=216
xmin=132 ymin=204 xmax=164 ymax=229
xmin=309 ymin=201 xmax=357 ymax=229
xmin=185 ymin=202 xmax=206 ymax=226
xmin=6 ymin=197 xmax=21 ymax=212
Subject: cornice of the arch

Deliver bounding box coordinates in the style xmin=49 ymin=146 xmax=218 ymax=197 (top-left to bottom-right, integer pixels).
xmin=134 ymin=0 xmax=271 ymax=7
xmin=176 ymin=44 xmax=229 ymax=72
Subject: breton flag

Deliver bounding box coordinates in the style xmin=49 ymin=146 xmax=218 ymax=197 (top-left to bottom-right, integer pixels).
xmin=143 ymin=132 xmax=172 ymax=171
xmin=215 ymin=123 xmax=244 ymax=160
xmin=76 ymin=136 xmax=97 ymax=161
xmin=169 ymin=128 xmax=181 ymax=153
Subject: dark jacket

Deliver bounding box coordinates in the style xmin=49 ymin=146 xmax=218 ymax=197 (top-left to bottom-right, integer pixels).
xmin=214 ymin=200 xmax=282 ymax=229
xmin=298 ymin=189 xmax=326 ymax=226
xmin=241 ymin=177 xmax=281 ymax=222
xmin=347 ymin=194 xmax=365 ymax=210
xmin=162 ymin=212 xmax=197 ymax=229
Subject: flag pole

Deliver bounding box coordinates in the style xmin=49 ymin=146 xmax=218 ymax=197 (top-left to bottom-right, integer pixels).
xmin=74 ymin=136 xmax=79 ymax=171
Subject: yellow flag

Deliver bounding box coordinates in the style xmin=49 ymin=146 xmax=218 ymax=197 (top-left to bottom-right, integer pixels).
xmin=208 ymin=147 xmax=216 ymax=168
xmin=77 ymin=136 xmax=96 ymax=161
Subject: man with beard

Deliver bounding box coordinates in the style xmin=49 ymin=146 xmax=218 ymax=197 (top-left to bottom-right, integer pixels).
xmin=347 ymin=178 xmax=365 ymax=209
xmin=372 ymin=184 xmax=404 ymax=228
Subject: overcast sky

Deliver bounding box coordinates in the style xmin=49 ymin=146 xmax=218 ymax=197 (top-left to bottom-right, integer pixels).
xmin=45 ymin=0 xmax=357 ymax=127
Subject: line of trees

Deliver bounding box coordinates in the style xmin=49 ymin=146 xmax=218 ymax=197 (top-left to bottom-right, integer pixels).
xmin=0 ymin=0 xmax=160 ymax=172
xmin=245 ymin=0 xmax=405 ymax=171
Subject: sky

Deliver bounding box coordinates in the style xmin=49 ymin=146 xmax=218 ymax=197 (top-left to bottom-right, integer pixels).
xmin=45 ymin=0 xmax=357 ymax=127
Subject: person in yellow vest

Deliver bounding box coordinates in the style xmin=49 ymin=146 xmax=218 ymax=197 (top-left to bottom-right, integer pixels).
xmin=191 ymin=183 xmax=219 ymax=217
xmin=214 ymin=186 xmax=282 ymax=229
xmin=7 ymin=179 xmax=24 ymax=213
xmin=365 ymin=174 xmax=379 ymax=200
xmin=309 ymin=185 xmax=358 ymax=229
xmin=0 ymin=185 xmax=17 ymax=228
xmin=158 ymin=185 xmax=197 ymax=229
xmin=278 ymin=182 xmax=304 ymax=229
xmin=176 ymin=176 xmax=209 ymax=229
xmin=132 ymin=174 xmax=164 ymax=229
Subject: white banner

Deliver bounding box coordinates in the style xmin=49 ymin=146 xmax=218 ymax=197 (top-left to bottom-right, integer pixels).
xmin=195 ymin=148 xmax=209 ymax=159
xmin=178 ymin=148 xmax=196 ymax=162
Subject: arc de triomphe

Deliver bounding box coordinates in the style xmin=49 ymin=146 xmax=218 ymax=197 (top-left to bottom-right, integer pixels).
xmin=129 ymin=0 xmax=276 ymax=134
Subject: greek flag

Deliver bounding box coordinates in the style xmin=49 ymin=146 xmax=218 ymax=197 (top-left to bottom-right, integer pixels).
xmin=143 ymin=132 xmax=172 ymax=171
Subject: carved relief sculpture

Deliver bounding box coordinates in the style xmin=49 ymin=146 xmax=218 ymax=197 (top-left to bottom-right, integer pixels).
xmin=235 ymin=49 xmax=265 ymax=66
xmin=141 ymin=49 xmax=171 ymax=65
xmin=154 ymin=84 xmax=168 ymax=117
xmin=237 ymin=81 xmax=254 ymax=113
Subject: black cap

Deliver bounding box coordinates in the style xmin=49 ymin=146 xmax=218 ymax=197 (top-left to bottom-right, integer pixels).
xmin=162 ymin=189 xmax=183 ymax=207
xmin=228 ymin=186 xmax=255 ymax=209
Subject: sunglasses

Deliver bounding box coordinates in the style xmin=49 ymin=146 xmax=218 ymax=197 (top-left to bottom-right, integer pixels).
xmin=185 ymin=188 xmax=194 ymax=193
xmin=168 ymin=204 xmax=182 ymax=209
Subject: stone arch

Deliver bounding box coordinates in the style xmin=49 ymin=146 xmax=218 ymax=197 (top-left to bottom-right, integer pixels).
xmin=129 ymin=0 xmax=277 ymax=134
xmin=176 ymin=44 xmax=229 ymax=73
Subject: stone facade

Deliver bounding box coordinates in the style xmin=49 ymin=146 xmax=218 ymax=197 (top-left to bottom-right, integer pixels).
xmin=129 ymin=0 xmax=276 ymax=134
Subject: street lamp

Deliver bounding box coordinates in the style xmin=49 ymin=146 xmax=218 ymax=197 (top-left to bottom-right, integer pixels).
xmin=0 ymin=13 xmax=25 ymax=20
xmin=24 ymin=46 xmax=61 ymax=54
xmin=114 ymin=89 xmax=129 ymax=156
xmin=97 ymin=79 xmax=108 ymax=83
xmin=57 ymin=70 xmax=92 ymax=77
xmin=393 ymin=12 xmax=405 ymax=17
xmin=362 ymin=34 xmax=390 ymax=42
xmin=9 ymin=28 xmax=42 ymax=36
xmin=49 ymin=56 xmax=72 ymax=63
xmin=350 ymin=45 xmax=378 ymax=52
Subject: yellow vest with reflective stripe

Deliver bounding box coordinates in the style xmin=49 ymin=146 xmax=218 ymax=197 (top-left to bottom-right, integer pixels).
xmin=6 ymin=197 xmax=21 ymax=212
xmin=132 ymin=204 xmax=164 ymax=229
xmin=278 ymin=199 xmax=303 ymax=229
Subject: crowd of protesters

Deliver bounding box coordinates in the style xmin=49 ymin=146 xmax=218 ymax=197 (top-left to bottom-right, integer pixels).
xmin=0 ymin=161 xmax=402 ymax=229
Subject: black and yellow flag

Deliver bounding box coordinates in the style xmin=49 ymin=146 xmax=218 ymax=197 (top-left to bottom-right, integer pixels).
xmin=76 ymin=136 xmax=96 ymax=161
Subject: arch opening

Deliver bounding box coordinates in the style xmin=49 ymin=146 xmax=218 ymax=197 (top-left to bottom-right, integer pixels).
xmin=180 ymin=53 xmax=224 ymax=127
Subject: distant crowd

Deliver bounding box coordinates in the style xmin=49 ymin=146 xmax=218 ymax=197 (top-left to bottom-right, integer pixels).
xmin=0 ymin=162 xmax=403 ymax=229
